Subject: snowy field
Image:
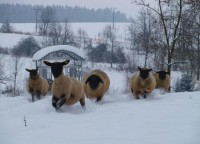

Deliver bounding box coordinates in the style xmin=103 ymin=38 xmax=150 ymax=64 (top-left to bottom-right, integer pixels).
xmin=0 ymin=79 xmax=200 ymax=144
xmin=0 ymin=22 xmax=131 ymax=49
xmin=0 ymin=22 xmax=200 ymax=144
xmin=0 ymin=58 xmax=199 ymax=144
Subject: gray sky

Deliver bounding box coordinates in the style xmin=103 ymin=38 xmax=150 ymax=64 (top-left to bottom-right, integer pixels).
xmin=0 ymin=0 xmax=157 ymax=17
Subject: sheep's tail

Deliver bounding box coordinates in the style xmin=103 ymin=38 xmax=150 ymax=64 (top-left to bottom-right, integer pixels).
xmin=85 ymin=74 xmax=103 ymax=90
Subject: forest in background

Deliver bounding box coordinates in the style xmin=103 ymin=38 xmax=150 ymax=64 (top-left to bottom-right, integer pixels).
xmin=0 ymin=4 xmax=131 ymax=23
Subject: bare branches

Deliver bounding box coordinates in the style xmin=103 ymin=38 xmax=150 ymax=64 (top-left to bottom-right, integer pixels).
xmin=133 ymin=0 xmax=161 ymax=16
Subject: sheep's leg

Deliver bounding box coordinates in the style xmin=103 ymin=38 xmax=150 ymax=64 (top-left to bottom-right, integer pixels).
xmin=79 ymin=96 xmax=85 ymax=108
xmin=29 ymin=89 xmax=35 ymax=102
xmin=52 ymin=96 xmax=58 ymax=109
xmin=56 ymin=94 xmax=66 ymax=109
xmin=31 ymin=93 xmax=35 ymax=102
xmin=52 ymin=96 xmax=64 ymax=112
xmin=144 ymin=91 xmax=147 ymax=99
xmin=36 ymin=90 xmax=41 ymax=100
xmin=95 ymin=96 xmax=102 ymax=103
xmin=134 ymin=91 xmax=140 ymax=99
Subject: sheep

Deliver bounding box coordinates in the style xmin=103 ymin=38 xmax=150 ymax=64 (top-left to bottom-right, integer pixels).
xmin=153 ymin=71 xmax=170 ymax=92
xmin=26 ymin=68 xmax=49 ymax=102
xmin=130 ymin=67 xmax=156 ymax=99
xmin=83 ymin=69 xmax=110 ymax=103
xmin=43 ymin=60 xmax=85 ymax=111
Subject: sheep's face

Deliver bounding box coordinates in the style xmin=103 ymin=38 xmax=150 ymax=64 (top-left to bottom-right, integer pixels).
xmin=43 ymin=60 xmax=70 ymax=78
xmin=26 ymin=68 xmax=38 ymax=80
xmin=85 ymin=74 xmax=103 ymax=90
xmin=138 ymin=67 xmax=152 ymax=80
xmin=156 ymin=71 xmax=170 ymax=80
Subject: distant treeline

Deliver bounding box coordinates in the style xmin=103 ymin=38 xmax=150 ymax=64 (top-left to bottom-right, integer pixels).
xmin=0 ymin=4 xmax=132 ymax=23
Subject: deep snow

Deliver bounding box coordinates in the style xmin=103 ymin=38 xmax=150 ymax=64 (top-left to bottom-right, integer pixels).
xmin=0 ymin=68 xmax=200 ymax=144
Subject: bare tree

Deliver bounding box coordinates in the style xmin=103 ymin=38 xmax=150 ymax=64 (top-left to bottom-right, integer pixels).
xmin=39 ymin=6 xmax=55 ymax=36
xmin=47 ymin=19 xmax=76 ymax=46
xmin=100 ymin=24 xmax=118 ymax=68
xmin=134 ymin=0 xmax=184 ymax=73
xmin=77 ymin=28 xmax=89 ymax=49
xmin=12 ymin=56 xmax=22 ymax=96
xmin=0 ymin=56 xmax=5 ymax=86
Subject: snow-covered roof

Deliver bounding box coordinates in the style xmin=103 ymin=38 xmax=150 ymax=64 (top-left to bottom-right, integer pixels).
xmin=32 ymin=45 xmax=85 ymax=61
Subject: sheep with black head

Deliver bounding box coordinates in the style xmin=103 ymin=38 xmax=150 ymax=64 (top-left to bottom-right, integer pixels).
xmin=83 ymin=69 xmax=110 ymax=103
xmin=130 ymin=67 xmax=156 ymax=99
xmin=153 ymin=70 xmax=170 ymax=92
xmin=43 ymin=60 xmax=85 ymax=111
xmin=26 ymin=68 xmax=49 ymax=102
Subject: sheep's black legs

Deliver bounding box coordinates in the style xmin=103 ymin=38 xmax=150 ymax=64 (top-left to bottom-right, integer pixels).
xmin=52 ymin=95 xmax=66 ymax=111
xmin=36 ymin=90 xmax=41 ymax=100
xmin=144 ymin=91 xmax=147 ymax=99
xmin=57 ymin=95 xmax=66 ymax=108
xmin=95 ymin=97 xmax=102 ymax=103
xmin=31 ymin=93 xmax=35 ymax=102
xmin=79 ymin=97 xmax=85 ymax=108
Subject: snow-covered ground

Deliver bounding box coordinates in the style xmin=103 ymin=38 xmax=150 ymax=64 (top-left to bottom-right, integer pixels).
xmin=0 ymin=22 xmax=199 ymax=144
xmin=0 ymin=60 xmax=199 ymax=144
xmin=0 ymin=22 xmax=130 ymax=48
xmin=0 ymin=86 xmax=199 ymax=144
xmin=0 ymin=33 xmax=43 ymax=48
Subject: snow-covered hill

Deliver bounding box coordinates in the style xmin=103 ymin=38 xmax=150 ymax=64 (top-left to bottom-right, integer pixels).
xmin=0 ymin=90 xmax=199 ymax=144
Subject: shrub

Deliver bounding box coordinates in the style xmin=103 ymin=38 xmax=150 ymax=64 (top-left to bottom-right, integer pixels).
xmin=175 ymin=73 xmax=195 ymax=92
xmin=12 ymin=36 xmax=41 ymax=57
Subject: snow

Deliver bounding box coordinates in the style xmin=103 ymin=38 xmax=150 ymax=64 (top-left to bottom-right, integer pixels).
xmin=0 ymin=90 xmax=200 ymax=144
xmin=0 ymin=22 xmax=131 ymax=49
xmin=0 ymin=22 xmax=199 ymax=144
xmin=0 ymin=63 xmax=200 ymax=144
xmin=32 ymin=45 xmax=85 ymax=61
xmin=0 ymin=33 xmax=43 ymax=48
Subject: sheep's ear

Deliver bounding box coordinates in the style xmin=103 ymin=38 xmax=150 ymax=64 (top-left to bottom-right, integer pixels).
xmin=165 ymin=72 xmax=170 ymax=75
xmin=43 ymin=61 xmax=52 ymax=66
xmin=138 ymin=66 xmax=142 ymax=71
xmin=62 ymin=60 xmax=70 ymax=66
xmin=85 ymin=78 xmax=90 ymax=84
xmin=156 ymin=71 xmax=160 ymax=74
xmin=26 ymin=68 xmax=30 ymax=72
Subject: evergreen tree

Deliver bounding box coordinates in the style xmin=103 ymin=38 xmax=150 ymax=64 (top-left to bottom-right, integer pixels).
xmin=175 ymin=73 xmax=195 ymax=92
xmin=0 ymin=20 xmax=14 ymax=33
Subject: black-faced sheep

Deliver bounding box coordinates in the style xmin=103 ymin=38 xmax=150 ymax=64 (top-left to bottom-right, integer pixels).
xmin=43 ymin=60 xmax=85 ymax=111
xmin=130 ymin=67 xmax=156 ymax=99
xmin=153 ymin=71 xmax=170 ymax=92
xmin=83 ymin=69 xmax=110 ymax=103
xmin=26 ymin=68 xmax=49 ymax=102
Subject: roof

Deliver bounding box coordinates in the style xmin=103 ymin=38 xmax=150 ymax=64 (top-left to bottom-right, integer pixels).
xmin=32 ymin=45 xmax=85 ymax=61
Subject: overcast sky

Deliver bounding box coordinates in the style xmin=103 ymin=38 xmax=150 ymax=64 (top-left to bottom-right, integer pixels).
xmin=0 ymin=0 xmax=157 ymax=18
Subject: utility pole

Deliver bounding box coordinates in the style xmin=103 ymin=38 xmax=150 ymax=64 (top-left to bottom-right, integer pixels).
xmin=34 ymin=8 xmax=41 ymax=33
xmin=111 ymin=8 xmax=116 ymax=68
